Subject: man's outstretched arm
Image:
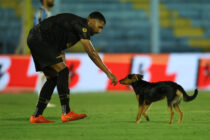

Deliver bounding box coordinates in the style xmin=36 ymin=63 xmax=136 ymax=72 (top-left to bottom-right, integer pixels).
xmin=80 ymin=39 xmax=118 ymax=85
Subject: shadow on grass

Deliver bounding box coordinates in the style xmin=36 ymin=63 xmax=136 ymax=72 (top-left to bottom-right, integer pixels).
xmin=0 ymin=116 xmax=59 ymax=122
xmin=1 ymin=117 xmax=29 ymax=122
xmin=115 ymin=119 xmax=169 ymax=125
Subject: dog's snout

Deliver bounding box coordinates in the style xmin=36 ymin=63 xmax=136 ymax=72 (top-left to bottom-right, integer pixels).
xmin=119 ymin=78 xmax=126 ymax=84
xmin=119 ymin=79 xmax=123 ymax=84
xmin=119 ymin=78 xmax=131 ymax=85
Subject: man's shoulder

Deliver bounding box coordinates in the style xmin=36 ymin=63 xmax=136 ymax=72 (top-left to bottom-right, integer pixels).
xmin=56 ymin=13 xmax=86 ymax=24
xmin=58 ymin=13 xmax=80 ymax=17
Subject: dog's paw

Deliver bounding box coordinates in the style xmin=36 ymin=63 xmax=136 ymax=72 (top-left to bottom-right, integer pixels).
xmin=136 ymin=119 xmax=141 ymax=124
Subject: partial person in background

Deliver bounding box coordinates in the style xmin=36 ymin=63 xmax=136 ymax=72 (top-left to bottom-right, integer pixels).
xmin=34 ymin=0 xmax=55 ymax=107
xmin=34 ymin=0 xmax=54 ymax=25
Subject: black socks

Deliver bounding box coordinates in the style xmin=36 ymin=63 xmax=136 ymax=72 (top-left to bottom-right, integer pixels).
xmin=57 ymin=67 xmax=70 ymax=114
xmin=33 ymin=67 xmax=71 ymax=117
xmin=33 ymin=77 xmax=57 ymax=117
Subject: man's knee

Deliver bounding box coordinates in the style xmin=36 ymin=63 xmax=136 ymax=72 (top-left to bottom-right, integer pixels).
xmin=43 ymin=67 xmax=58 ymax=79
xmin=51 ymin=62 xmax=66 ymax=72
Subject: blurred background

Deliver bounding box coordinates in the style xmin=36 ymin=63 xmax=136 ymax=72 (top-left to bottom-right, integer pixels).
xmin=0 ymin=0 xmax=209 ymax=93
xmin=0 ymin=0 xmax=210 ymax=54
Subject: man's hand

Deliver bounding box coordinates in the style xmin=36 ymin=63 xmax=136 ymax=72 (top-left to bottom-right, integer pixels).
xmin=107 ymin=73 xmax=118 ymax=86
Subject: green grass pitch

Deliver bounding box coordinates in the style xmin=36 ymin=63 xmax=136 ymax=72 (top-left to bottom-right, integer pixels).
xmin=0 ymin=90 xmax=210 ymax=140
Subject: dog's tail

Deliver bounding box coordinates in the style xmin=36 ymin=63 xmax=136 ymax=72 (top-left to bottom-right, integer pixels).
xmin=177 ymin=85 xmax=198 ymax=102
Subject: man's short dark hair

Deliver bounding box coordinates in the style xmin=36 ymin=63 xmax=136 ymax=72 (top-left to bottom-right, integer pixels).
xmin=88 ymin=11 xmax=106 ymax=24
xmin=40 ymin=0 xmax=43 ymax=4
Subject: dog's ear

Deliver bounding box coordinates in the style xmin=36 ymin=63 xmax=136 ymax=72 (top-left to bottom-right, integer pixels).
xmin=134 ymin=74 xmax=139 ymax=81
xmin=137 ymin=74 xmax=143 ymax=79
xmin=127 ymin=74 xmax=132 ymax=79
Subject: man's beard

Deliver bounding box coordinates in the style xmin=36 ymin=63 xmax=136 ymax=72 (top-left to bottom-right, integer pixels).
xmin=90 ymin=30 xmax=97 ymax=36
xmin=90 ymin=32 xmax=94 ymax=36
xmin=47 ymin=2 xmax=54 ymax=8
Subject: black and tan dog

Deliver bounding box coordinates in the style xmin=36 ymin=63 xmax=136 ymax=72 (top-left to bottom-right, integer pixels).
xmin=119 ymin=74 xmax=198 ymax=124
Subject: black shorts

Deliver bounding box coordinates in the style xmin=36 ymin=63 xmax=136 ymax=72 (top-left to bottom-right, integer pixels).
xmin=27 ymin=27 xmax=63 ymax=71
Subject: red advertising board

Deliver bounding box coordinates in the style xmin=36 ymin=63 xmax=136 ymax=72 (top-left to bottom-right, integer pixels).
xmin=0 ymin=53 xmax=209 ymax=93
xmin=197 ymin=58 xmax=210 ymax=89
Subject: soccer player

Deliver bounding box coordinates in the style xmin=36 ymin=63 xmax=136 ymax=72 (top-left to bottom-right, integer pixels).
xmin=34 ymin=0 xmax=56 ymax=108
xmin=34 ymin=0 xmax=54 ymax=25
xmin=28 ymin=11 xmax=118 ymax=123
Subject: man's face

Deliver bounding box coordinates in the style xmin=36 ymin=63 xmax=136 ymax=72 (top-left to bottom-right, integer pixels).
xmin=46 ymin=0 xmax=54 ymax=7
xmin=88 ymin=19 xmax=105 ymax=36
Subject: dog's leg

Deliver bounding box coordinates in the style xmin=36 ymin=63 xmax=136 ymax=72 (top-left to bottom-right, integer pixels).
xmin=136 ymin=105 xmax=144 ymax=124
xmin=174 ymin=104 xmax=183 ymax=124
xmin=143 ymin=104 xmax=151 ymax=121
xmin=168 ymin=105 xmax=174 ymax=124
xmin=136 ymin=95 xmax=140 ymax=101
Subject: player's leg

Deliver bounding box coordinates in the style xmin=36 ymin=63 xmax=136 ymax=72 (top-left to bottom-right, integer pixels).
xmin=51 ymin=62 xmax=87 ymax=122
xmin=51 ymin=62 xmax=70 ymax=114
xmin=45 ymin=52 xmax=65 ymax=107
xmin=33 ymin=68 xmax=57 ymax=116
xmin=30 ymin=67 xmax=57 ymax=123
xmin=37 ymin=72 xmax=56 ymax=108
xmin=27 ymin=29 xmax=60 ymax=123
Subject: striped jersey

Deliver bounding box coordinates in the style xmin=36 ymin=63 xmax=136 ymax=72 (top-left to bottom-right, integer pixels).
xmin=34 ymin=6 xmax=52 ymax=26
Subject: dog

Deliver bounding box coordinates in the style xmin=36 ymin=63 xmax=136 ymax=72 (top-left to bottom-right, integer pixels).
xmin=119 ymin=74 xmax=198 ymax=124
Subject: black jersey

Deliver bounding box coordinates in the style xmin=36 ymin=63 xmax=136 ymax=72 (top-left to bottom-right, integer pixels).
xmin=27 ymin=13 xmax=91 ymax=71
xmin=38 ymin=13 xmax=91 ymax=51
